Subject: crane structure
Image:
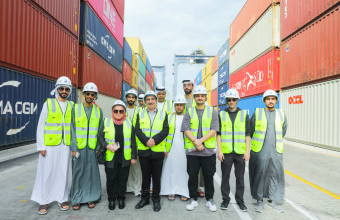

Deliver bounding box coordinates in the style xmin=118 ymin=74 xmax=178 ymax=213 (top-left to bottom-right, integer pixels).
xmin=152 ymin=65 xmax=166 ymax=88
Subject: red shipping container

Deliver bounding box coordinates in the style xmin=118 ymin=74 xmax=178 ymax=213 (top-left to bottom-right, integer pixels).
xmin=112 ymin=0 xmax=125 ymax=21
xmin=79 ymin=46 xmax=122 ymax=98
xmin=151 ymin=69 xmax=155 ymax=80
xmin=211 ymin=89 xmax=218 ymax=106
xmin=230 ymin=0 xmax=278 ymax=48
xmin=281 ymin=0 xmax=339 ymax=40
xmin=280 ymin=6 xmax=340 ymax=89
xmin=211 ymin=55 xmax=219 ymax=75
xmin=146 ymin=71 xmax=154 ymax=89
xmin=122 ymin=60 xmax=132 ymax=85
xmin=0 ymin=0 xmax=79 ymax=86
xmin=29 ymin=0 xmax=79 ymax=37
xmin=230 ymin=49 xmax=280 ymax=98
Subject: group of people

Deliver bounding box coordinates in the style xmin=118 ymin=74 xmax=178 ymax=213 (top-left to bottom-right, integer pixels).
xmin=31 ymin=76 xmax=287 ymax=215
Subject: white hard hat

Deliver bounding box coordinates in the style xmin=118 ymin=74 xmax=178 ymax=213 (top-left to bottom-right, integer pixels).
xmin=56 ymin=76 xmax=72 ymax=87
xmin=138 ymin=94 xmax=145 ymax=100
xmin=112 ymin=100 xmax=126 ymax=110
xmin=156 ymin=86 xmax=166 ymax=93
xmin=193 ymin=85 xmax=207 ymax=95
xmin=225 ymin=88 xmax=240 ymax=99
xmin=263 ymin=89 xmax=278 ymax=102
xmin=173 ymin=95 xmax=186 ymax=104
xmin=83 ymin=82 xmax=98 ymax=93
xmin=125 ymin=89 xmax=138 ymax=98
xmin=144 ymin=90 xmax=157 ymax=101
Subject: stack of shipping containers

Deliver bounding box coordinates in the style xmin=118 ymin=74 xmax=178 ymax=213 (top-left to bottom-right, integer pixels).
xmin=217 ymin=40 xmax=230 ymax=112
xmin=229 ymin=0 xmax=281 ymax=118
xmin=280 ymin=1 xmax=340 ymax=150
xmin=122 ymin=39 xmax=132 ymax=100
xmin=210 ymin=55 xmax=219 ymax=107
xmin=203 ymin=58 xmax=213 ymax=105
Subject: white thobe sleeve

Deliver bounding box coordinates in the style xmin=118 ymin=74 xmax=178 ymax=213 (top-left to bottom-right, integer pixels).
xmin=36 ymin=102 xmax=48 ymax=151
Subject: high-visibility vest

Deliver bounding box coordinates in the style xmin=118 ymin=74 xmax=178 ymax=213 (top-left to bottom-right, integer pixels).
xmin=136 ymin=108 xmax=167 ymax=152
xmin=251 ymin=108 xmax=285 ymax=153
xmin=183 ymin=98 xmax=196 ymax=115
xmin=158 ymin=100 xmax=173 ymax=115
xmin=44 ymin=98 xmax=73 ymax=146
xmin=219 ymin=110 xmax=247 ymax=154
xmin=103 ymin=118 xmax=132 ymax=161
xmin=184 ymin=106 xmax=216 ymax=152
xmin=165 ymin=114 xmax=177 ymax=152
xmin=127 ymin=106 xmax=141 ymax=127
xmin=74 ymin=104 xmax=101 ymax=150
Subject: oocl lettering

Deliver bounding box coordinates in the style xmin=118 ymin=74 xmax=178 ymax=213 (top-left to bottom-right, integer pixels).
xmin=288 ymin=95 xmax=303 ymax=105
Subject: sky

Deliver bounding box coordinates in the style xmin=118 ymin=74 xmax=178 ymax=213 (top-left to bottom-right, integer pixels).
xmin=124 ymin=0 xmax=247 ymax=99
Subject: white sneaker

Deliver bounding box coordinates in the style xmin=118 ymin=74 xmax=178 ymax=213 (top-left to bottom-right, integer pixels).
xmin=206 ymin=199 xmax=217 ymax=212
xmin=186 ymin=199 xmax=198 ymax=211
xmin=266 ymin=201 xmax=284 ymax=213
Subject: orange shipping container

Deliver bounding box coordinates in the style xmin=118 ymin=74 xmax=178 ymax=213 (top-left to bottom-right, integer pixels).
xmin=211 ymin=89 xmax=218 ymax=106
xmin=122 ymin=60 xmax=132 ymax=85
xmin=211 ymin=55 xmax=218 ymax=75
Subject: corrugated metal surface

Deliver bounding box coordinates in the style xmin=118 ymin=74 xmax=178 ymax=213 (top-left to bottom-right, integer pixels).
xmin=218 ymin=82 xmax=229 ymax=105
xmin=211 ymin=89 xmax=218 ymax=107
xmin=230 ymin=0 xmax=276 ymax=48
xmin=281 ymin=79 xmax=340 ymax=150
xmin=0 ymin=66 xmax=76 ymax=147
xmin=229 ymin=5 xmax=280 ymax=75
xmin=218 ymin=104 xmax=227 ymax=114
xmin=112 ymin=0 xmax=125 ymax=21
xmin=280 ymin=6 xmax=340 ymax=89
xmin=121 ymin=81 xmax=131 ymax=101
xmin=123 ymin=38 xmax=132 ymax=67
xmin=138 ymin=72 xmax=145 ymax=92
xmin=207 ymin=92 xmax=211 ymax=106
xmin=196 ymin=70 xmax=202 ymax=85
xmin=84 ymin=0 xmax=124 ymax=47
xmin=79 ymin=46 xmax=122 ymax=98
xmin=151 ymin=69 xmax=155 ymax=81
xmin=137 ymin=54 xmax=146 ymax=78
xmin=281 ymin=0 xmax=339 ymax=40
xmin=237 ymin=94 xmax=280 ymax=118
xmin=131 ymin=53 xmax=139 ymax=73
xmin=218 ymin=61 xmax=229 ymax=86
xmin=79 ymin=3 xmax=123 ymax=72
xmin=211 ymin=73 xmax=218 ymax=91
xmin=230 ymin=49 xmax=280 ymax=98
xmin=122 ymin=60 xmax=132 ymax=85
xmin=203 ymin=58 xmax=213 ymax=80
xmin=29 ymin=0 xmax=80 ymax=37
xmin=126 ymin=38 xmax=146 ymax=65
xmin=203 ymin=75 xmax=211 ymax=91
xmin=131 ymin=70 xmax=138 ymax=89
xmin=146 ymin=71 xmax=154 ymax=90
xmin=145 ymin=82 xmax=151 ymax=92
xmin=0 ymin=0 xmax=79 ymax=85
xmin=211 ymin=55 xmax=219 ymax=75
xmin=218 ymin=40 xmax=229 ymax=67
xmin=146 ymin=57 xmax=152 ymax=74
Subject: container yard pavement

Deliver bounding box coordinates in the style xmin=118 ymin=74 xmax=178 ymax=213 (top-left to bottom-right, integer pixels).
xmin=0 ymin=141 xmax=339 ymax=220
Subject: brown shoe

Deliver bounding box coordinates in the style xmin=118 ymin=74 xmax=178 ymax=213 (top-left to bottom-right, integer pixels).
xmin=38 ymin=204 xmax=48 ymax=215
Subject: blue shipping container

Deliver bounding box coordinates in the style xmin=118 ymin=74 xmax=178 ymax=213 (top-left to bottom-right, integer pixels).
xmin=146 ymin=57 xmax=152 ymax=74
xmin=196 ymin=70 xmax=202 ymax=85
xmin=218 ymin=61 xmax=229 ymax=86
xmin=218 ymin=39 xmax=229 ymax=67
xmin=123 ymin=38 xmax=132 ymax=67
xmin=0 ymin=66 xmax=76 ymax=147
xmin=136 ymin=54 xmax=146 ymax=78
xmin=121 ymin=81 xmax=132 ymax=101
xmin=237 ymin=94 xmax=280 ymax=118
xmin=79 ymin=3 xmax=123 ymax=72
xmin=218 ymin=82 xmax=229 ymax=105
xmin=218 ymin=104 xmax=227 ymax=114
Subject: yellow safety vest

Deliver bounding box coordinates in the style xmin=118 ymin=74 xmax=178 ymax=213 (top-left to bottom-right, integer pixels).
xmin=103 ymin=118 xmax=132 ymax=161
xmin=136 ymin=108 xmax=166 ymax=152
xmin=251 ymin=108 xmax=285 ymax=153
xmin=74 ymin=104 xmax=101 ymax=150
xmin=220 ymin=110 xmax=247 ymax=154
xmin=44 ymin=98 xmax=73 ymax=146
xmin=184 ymin=106 xmax=216 ymax=152
xmin=127 ymin=106 xmax=141 ymax=127
xmin=165 ymin=114 xmax=177 ymax=152
xmin=158 ymin=100 xmax=173 ymax=115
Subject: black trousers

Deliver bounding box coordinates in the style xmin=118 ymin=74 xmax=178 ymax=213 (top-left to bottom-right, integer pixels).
xmin=105 ymin=161 xmax=130 ymax=202
xmin=187 ymin=154 xmax=216 ymax=200
xmin=221 ymin=153 xmax=245 ymax=203
xmin=139 ymin=156 xmax=164 ymax=201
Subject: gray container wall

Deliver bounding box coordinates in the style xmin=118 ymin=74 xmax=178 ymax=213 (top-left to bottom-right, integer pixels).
xmin=218 ymin=40 xmax=229 ymax=67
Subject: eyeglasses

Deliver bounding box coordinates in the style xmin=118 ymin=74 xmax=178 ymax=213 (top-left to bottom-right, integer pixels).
xmin=227 ymin=98 xmax=237 ymax=103
xmin=85 ymin=92 xmax=96 ymax=97
xmin=113 ymin=110 xmax=125 ymax=114
xmin=58 ymin=87 xmax=70 ymax=92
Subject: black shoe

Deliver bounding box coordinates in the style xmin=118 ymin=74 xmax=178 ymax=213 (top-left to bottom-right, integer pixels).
xmin=220 ymin=200 xmax=229 ymax=210
xmin=108 ymin=201 xmax=115 ymax=210
xmin=237 ymin=201 xmax=247 ymax=212
xmin=153 ymin=201 xmax=161 ymax=212
xmin=135 ymin=199 xmax=150 ymax=209
xmin=118 ymin=200 xmax=125 ymax=209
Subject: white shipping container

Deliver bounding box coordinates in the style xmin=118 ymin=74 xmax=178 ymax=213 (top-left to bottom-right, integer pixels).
xmin=280 ymin=79 xmax=340 ymax=150
xmin=145 ymin=82 xmax=151 ymax=92
xmin=229 ymin=5 xmax=280 ymax=75
xmin=211 ymin=72 xmax=218 ymax=91
xmin=138 ymin=72 xmax=146 ymax=92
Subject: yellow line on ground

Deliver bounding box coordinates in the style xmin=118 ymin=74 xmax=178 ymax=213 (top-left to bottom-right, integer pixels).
xmin=285 ymin=170 xmax=340 ymax=200
xmin=286 ymin=144 xmax=340 ymax=159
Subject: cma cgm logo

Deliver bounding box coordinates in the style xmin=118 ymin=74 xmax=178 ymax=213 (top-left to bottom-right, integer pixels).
xmin=288 ymin=95 xmax=303 ymax=105
xmin=101 ymin=35 xmax=115 ymax=59
xmin=103 ymin=0 xmax=116 ymax=28
xmin=219 ymin=71 xmax=227 ymax=79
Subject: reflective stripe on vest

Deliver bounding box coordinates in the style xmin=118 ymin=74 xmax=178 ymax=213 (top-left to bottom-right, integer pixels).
xmin=44 ymin=98 xmax=73 ymax=146
xmin=104 ymin=118 xmax=132 ymax=161
xmin=251 ymin=108 xmax=285 ymax=153
xmin=136 ymin=109 xmax=167 ymax=152
xmin=165 ymin=114 xmax=176 ymax=152
xmin=74 ymin=104 xmax=100 ymax=149
xmin=220 ymin=110 xmax=247 ymax=154
xmin=161 ymin=100 xmax=173 ymax=115
xmin=184 ymin=106 xmax=216 ymax=152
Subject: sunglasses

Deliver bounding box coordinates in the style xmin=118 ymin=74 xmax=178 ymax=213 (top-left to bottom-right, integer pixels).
xmin=227 ymin=98 xmax=237 ymax=102
xmin=85 ymin=92 xmax=96 ymax=97
xmin=113 ymin=110 xmax=125 ymax=114
xmin=58 ymin=87 xmax=70 ymax=92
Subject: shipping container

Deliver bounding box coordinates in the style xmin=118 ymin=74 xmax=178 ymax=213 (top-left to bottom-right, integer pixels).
xmin=211 ymin=73 xmax=218 ymax=91
xmin=122 ymin=60 xmax=132 ymax=85
xmin=203 ymin=58 xmax=214 ymax=80
xmin=218 ymin=61 xmax=229 ymax=86
xmin=151 ymin=68 xmax=155 ymax=81
xmin=281 ymin=0 xmax=339 ymax=40
xmin=137 ymin=54 xmax=146 ymax=78
xmin=230 ymin=49 xmax=280 ymax=98
xmin=146 ymin=57 xmax=152 ymax=74
xmin=146 ymin=71 xmax=154 ymax=90
xmin=79 ymin=3 xmax=123 ymax=72
xmin=124 ymin=38 xmax=132 ymax=67
xmin=196 ymin=70 xmax=202 ymax=85
xmin=126 ymin=38 xmax=147 ymax=65
xmin=112 ymin=0 xmax=125 ymax=21
xmin=237 ymin=94 xmax=280 ymax=118
xmin=121 ymin=81 xmax=131 ymax=101
xmin=138 ymin=72 xmax=146 ymax=92
xmin=0 ymin=0 xmax=79 ymax=85
xmin=131 ymin=53 xmax=139 ymax=73
xmin=281 ymin=79 xmax=340 ymax=150
xmin=230 ymin=0 xmax=277 ymax=48
xmin=211 ymin=89 xmax=218 ymax=107
xmin=211 ymin=55 xmax=219 ymax=75
xmin=0 ymin=66 xmax=76 ymax=147
xmin=138 ymin=88 xmax=145 ymax=96
xmin=79 ymin=46 xmax=122 ymax=98
xmin=280 ymin=6 xmax=340 ymax=89
xmin=29 ymin=0 xmax=79 ymax=37
xmin=83 ymin=0 xmax=124 ymax=47
xmin=203 ymin=75 xmax=212 ymax=91
xmin=145 ymin=82 xmax=151 ymax=92
xmin=229 ymin=5 xmax=280 ymax=75
xmin=218 ymin=82 xmax=229 ymax=105
xmin=131 ymin=70 xmax=138 ymax=89
xmin=218 ymin=104 xmax=227 ymax=114
xmin=207 ymin=91 xmax=211 ymax=106
xmin=218 ymin=40 xmax=229 ymax=67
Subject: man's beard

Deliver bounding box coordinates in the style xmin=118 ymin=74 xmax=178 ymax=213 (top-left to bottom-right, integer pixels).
xmin=58 ymin=92 xmax=68 ymax=99
xmin=184 ymin=89 xmax=192 ymax=95
xmin=127 ymin=100 xmax=135 ymax=106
